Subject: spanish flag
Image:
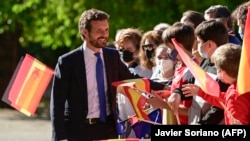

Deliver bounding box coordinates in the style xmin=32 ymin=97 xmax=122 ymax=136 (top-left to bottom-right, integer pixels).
xmin=112 ymin=78 xmax=150 ymax=120
xmin=172 ymin=38 xmax=220 ymax=97
xmin=237 ymin=6 xmax=250 ymax=95
xmin=1 ymin=54 xmax=54 ymax=116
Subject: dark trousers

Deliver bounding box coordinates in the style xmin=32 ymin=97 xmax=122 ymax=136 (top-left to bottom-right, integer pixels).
xmin=67 ymin=119 xmax=118 ymax=141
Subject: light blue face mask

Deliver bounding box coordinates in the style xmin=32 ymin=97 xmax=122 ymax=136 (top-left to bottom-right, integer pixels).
xmin=198 ymin=45 xmax=208 ymax=59
xmin=238 ymin=27 xmax=244 ymax=40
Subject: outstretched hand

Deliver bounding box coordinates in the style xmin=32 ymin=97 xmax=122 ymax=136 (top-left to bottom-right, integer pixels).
xmin=182 ymin=84 xmax=199 ymax=97
xmin=146 ymin=90 xmax=171 ymax=110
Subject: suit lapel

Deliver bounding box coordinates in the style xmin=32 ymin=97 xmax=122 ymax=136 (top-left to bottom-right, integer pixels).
xmin=75 ymin=47 xmax=88 ymax=111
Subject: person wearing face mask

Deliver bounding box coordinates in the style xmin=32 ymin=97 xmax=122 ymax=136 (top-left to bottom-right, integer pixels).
xmin=114 ymin=28 xmax=150 ymax=138
xmin=147 ymin=22 xmax=197 ymax=125
xmin=114 ymin=28 xmax=146 ymax=77
xmin=115 ymin=28 xmax=169 ymax=138
xmin=151 ymin=44 xmax=175 ymax=84
xmin=182 ymin=43 xmax=250 ymax=125
xmin=138 ymin=30 xmax=164 ymax=78
xmin=231 ymin=1 xmax=250 ymax=41
xmin=192 ymin=19 xmax=231 ymax=125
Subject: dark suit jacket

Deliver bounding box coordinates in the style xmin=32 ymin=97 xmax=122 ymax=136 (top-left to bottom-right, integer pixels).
xmin=50 ymin=46 xmax=165 ymax=140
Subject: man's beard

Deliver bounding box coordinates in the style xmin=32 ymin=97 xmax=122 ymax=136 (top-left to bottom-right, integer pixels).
xmin=89 ymin=36 xmax=108 ymax=48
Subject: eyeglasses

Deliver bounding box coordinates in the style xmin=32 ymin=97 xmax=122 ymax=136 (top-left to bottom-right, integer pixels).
xmin=142 ymin=44 xmax=154 ymax=51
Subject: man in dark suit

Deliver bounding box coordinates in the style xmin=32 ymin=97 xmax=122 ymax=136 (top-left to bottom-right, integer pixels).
xmin=50 ymin=8 xmax=164 ymax=141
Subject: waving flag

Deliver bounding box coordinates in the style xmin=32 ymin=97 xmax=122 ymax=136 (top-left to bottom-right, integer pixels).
xmin=114 ymin=78 xmax=164 ymax=138
xmin=113 ymin=78 xmax=151 ymax=120
xmin=172 ymin=38 xmax=220 ymax=97
xmin=237 ymin=6 xmax=250 ymax=95
xmin=2 ymin=54 xmax=54 ymax=116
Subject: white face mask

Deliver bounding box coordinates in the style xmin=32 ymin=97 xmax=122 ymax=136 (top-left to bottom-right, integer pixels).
xmin=198 ymin=45 xmax=208 ymax=59
xmin=159 ymin=59 xmax=174 ymax=73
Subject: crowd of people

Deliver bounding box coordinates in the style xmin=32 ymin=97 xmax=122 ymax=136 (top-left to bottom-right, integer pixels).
xmin=49 ymin=1 xmax=250 ymax=141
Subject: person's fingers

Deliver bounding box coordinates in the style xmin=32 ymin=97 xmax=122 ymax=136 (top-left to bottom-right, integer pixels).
xmin=146 ymin=98 xmax=156 ymax=107
xmin=167 ymin=98 xmax=177 ymax=111
xmin=182 ymin=84 xmax=189 ymax=87
xmin=184 ymin=93 xmax=193 ymax=97
xmin=182 ymin=87 xmax=190 ymax=93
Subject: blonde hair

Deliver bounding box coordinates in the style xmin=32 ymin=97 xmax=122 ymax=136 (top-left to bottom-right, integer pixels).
xmin=211 ymin=43 xmax=241 ymax=78
xmin=115 ymin=28 xmax=142 ymax=50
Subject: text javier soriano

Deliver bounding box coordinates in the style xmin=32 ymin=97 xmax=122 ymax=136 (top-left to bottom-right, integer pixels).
xmin=151 ymin=125 xmax=250 ymax=140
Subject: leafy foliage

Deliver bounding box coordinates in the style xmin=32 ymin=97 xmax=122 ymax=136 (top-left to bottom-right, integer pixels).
xmin=0 ymin=0 xmax=248 ymax=50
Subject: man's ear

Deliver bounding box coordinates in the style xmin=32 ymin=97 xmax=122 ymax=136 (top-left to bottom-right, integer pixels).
xmin=207 ymin=40 xmax=217 ymax=49
xmin=82 ymin=29 xmax=88 ymax=37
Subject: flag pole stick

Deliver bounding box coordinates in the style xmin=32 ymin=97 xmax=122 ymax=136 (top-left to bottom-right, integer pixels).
xmin=130 ymin=87 xmax=155 ymax=99
xmin=175 ymin=112 xmax=181 ymax=125
xmin=137 ymin=118 xmax=163 ymax=125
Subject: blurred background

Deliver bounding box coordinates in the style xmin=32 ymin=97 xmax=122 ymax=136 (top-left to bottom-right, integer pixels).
xmin=0 ymin=0 xmax=247 ymax=125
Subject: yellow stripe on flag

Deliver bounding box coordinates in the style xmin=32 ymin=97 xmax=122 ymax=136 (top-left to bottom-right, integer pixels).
xmin=237 ymin=6 xmax=250 ymax=95
xmin=127 ymin=87 xmax=147 ymax=119
xmin=27 ymin=67 xmax=53 ymax=114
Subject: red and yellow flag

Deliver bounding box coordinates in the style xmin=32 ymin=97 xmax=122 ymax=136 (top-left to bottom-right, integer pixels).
xmin=172 ymin=38 xmax=220 ymax=97
xmin=112 ymin=78 xmax=150 ymax=120
xmin=1 ymin=54 xmax=54 ymax=116
xmin=237 ymin=6 xmax=250 ymax=95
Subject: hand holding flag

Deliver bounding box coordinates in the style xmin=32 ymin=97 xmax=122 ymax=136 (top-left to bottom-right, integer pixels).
xmin=171 ymin=38 xmax=220 ymax=97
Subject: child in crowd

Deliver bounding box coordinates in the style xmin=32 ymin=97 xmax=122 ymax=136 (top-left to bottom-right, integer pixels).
xmin=182 ymin=43 xmax=250 ymax=124
xmin=147 ymin=22 xmax=197 ymax=125
xmin=151 ymin=44 xmax=175 ymax=84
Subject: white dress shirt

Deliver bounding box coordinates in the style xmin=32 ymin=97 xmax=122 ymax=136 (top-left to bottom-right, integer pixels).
xmin=83 ymin=45 xmax=110 ymax=118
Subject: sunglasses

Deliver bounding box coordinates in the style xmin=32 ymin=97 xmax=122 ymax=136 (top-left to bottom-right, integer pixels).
xmin=142 ymin=44 xmax=154 ymax=51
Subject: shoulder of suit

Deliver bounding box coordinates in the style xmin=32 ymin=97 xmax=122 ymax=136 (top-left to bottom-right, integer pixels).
xmin=59 ymin=46 xmax=83 ymax=61
xmin=103 ymin=47 xmax=119 ymax=54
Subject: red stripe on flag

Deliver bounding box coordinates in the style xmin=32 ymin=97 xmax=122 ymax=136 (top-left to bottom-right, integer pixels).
xmin=7 ymin=55 xmax=34 ymax=105
xmin=171 ymin=38 xmax=220 ymax=97
xmin=237 ymin=6 xmax=250 ymax=95
xmin=1 ymin=57 xmax=24 ymax=107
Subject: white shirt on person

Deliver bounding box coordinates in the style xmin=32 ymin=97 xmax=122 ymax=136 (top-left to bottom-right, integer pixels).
xmin=83 ymin=44 xmax=110 ymax=119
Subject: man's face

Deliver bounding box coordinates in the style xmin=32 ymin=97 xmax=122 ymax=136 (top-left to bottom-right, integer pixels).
xmin=84 ymin=20 xmax=109 ymax=48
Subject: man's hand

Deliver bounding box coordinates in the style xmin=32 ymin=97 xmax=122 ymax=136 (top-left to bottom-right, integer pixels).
xmin=167 ymin=93 xmax=181 ymax=113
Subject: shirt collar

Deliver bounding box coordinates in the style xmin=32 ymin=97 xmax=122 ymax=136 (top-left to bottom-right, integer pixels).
xmin=83 ymin=43 xmax=103 ymax=57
